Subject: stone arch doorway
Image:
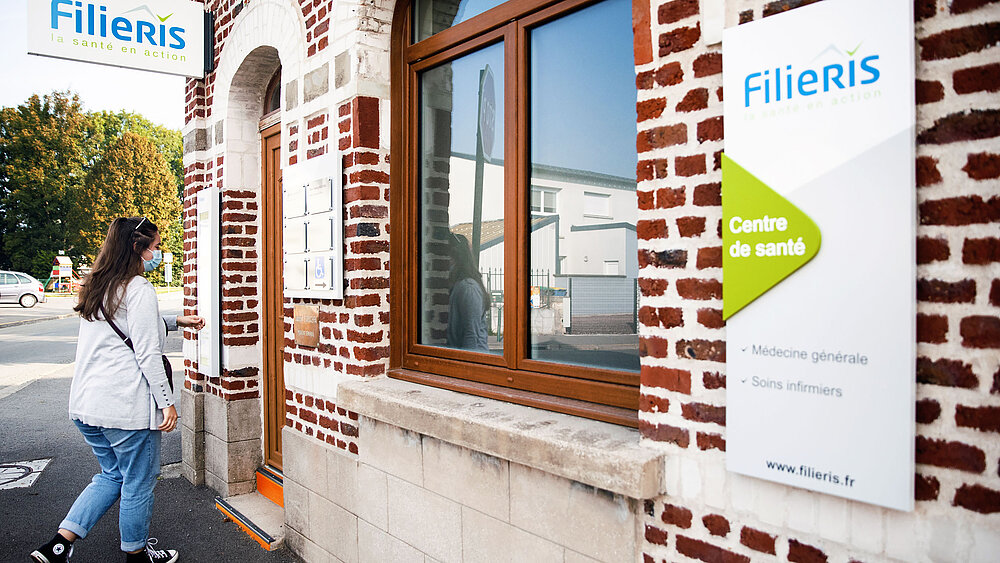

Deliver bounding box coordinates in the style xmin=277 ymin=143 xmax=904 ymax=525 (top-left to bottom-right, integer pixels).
xmin=226 ymin=45 xmax=285 ymax=470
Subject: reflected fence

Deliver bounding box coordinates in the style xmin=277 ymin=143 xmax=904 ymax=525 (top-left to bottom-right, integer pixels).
xmin=479 ymin=268 xmax=639 ymax=337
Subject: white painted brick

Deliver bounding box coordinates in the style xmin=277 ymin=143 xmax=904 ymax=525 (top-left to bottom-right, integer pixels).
xmin=358 ymin=417 xmax=423 ymax=485
xmin=679 ymin=456 xmax=703 ymax=500
xmin=701 ymin=460 xmax=727 ymax=509
xmin=422 ymin=437 xmax=510 ymax=522
xmin=564 ymin=551 xmax=602 ymax=563
xmin=848 ymin=502 xmax=885 ymax=555
xmin=752 ymin=479 xmax=787 ymax=528
xmin=730 ymin=473 xmax=755 ymax=513
xmin=356 ymin=463 xmax=389 ymax=531
xmin=816 ymin=494 xmax=850 ymax=543
xmin=461 ymin=507 xmax=564 ymax=563
xmin=969 ymin=520 xmax=1000 ymax=563
xmin=386 ymin=475 xmax=462 ymax=563
xmin=358 ymin=519 xmax=423 ymax=563
xmin=784 ymin=487 xmax=818 ymax=536
xmin=884 ymin=510 xmax=921 ymax=563
xmin=928 ymin=514 xmax=972 ymax=563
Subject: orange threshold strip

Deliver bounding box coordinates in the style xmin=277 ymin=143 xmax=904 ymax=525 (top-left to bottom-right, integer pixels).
xmin=215 ymin=498 xmax=276 ymax=551
xmin=256 ymin=468 xmax=284 ymax=508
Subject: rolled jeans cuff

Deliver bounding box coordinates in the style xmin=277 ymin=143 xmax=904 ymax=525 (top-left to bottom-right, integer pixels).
xmin=121 ymin=538 xmax=148 ymax=552
xmin=58 ymin=519 xmax=88 ymax=540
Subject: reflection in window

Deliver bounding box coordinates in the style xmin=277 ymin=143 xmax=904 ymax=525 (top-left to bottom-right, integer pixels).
xmin=413 ymin=0 xmax=508 ymax=43
xmin=583 ymin=192 xmax=611 ymax=217
xmin=531 ymin=187 xmax=558 ymax=214
xmin=528 ymin=0 xmax=639 ymax=372
xmin=418 ymin=42 xmax=505 ymax=355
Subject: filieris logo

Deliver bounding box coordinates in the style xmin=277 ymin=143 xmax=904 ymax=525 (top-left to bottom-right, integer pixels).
xmin=743 ymin=43 xmax=880 ymax=108
xmin=50 ymin=0 xmax=187 ymax=49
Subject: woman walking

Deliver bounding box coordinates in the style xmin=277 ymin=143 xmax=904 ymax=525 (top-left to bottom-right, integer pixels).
xmin=30 ymin=217 xmax=204 ymax=563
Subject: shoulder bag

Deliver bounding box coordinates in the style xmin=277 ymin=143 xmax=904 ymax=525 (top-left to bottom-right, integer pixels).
xmin=99 ymin=303 xmax=174 ymax=392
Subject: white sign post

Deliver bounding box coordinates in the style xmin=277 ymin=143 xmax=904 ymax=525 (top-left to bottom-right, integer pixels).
xmin=196 ymin=185 xmax=220 ymax=378
xmin=27 ymin=0 xmax=207 ymax=78
xmin=722 ymin=0 xmax=916 ymax=511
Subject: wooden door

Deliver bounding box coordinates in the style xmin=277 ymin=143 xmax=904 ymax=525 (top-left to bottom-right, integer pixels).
xmin=261 ymin=123 xmax=285 ymax=470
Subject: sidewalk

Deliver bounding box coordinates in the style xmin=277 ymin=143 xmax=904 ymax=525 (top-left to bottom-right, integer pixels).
xmin=0 ymin=293 xmax=77 ymax=329
xmin=0 ymin=288 xmax=184 ymax=329
xmin=0 ymin=365 xmax=301 ymax=562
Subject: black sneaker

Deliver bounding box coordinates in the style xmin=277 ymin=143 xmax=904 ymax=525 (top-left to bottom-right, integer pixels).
xmin=124 ymin=538 xmax=178 ymax=563
xmin=30 ymin=534 xmax=74 ymax=563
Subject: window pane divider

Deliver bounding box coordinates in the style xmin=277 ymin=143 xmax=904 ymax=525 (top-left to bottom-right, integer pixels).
xmin=504 ymin=22 xmax=522 ymax=372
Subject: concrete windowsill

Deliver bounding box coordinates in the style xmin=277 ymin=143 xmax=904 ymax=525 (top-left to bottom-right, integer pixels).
xmin=337 ymin=377 xmax=666 ymax=499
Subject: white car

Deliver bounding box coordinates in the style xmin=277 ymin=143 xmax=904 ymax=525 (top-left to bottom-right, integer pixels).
xmin=0 ymin=271 xmax=46 ymax=307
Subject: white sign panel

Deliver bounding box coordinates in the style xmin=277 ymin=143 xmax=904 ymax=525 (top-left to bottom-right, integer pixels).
xmin=723 ymin=0 xmax=915 ymax=511
xmin=283 ymin=154 xmax=344 ymax=299
xmin=27 ymin=0 xmax=206 ymax=78
xmin=196 ymin=185 xmax=220 ymax=377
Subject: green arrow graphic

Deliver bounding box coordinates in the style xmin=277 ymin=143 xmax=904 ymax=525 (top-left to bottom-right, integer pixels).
xmin=722 ymin=154 xmax=821 ymax=319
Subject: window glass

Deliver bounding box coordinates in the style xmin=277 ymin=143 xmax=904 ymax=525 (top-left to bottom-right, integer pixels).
xmin=0 ymin=273 xmax=15 ymax=285
xmin=418 ymin=42 xmax=505 ymax=355
xmin=531 ymin=187 xmax=558 ymax=214
xmin=583 ymin=192 xmax=611 ymax=217
xmin=15 ymin=274 xmax=32 ymax=284
xmin=413 ymin=0 xmax=508 ymax=43
xmin=528 ymin=0 xmax=639 ymax=372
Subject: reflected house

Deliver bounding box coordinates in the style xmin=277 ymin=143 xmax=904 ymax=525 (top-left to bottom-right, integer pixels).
xmin=447 ymin=152 xmax=639 ymax=279
xmin=447 ymin=153 xmax=640 ymax=353
xmin=177 ymin=0 xmax=999 ymax=560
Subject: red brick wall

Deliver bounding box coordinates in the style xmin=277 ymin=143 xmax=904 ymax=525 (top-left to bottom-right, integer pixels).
xmin=285 ymin=389 xmax=361 ymax=455
xmin=183 ymin=1 xmax=389 ymax=451
xmin=300 ymin=0 xmax=333 ymax=57
xmin=635 ymin=0 xmax=1000 ymax=561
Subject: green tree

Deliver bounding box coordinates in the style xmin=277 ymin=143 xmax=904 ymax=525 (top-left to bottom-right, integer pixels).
xmin=0 ymin=91 xmax=88 ymax=279
xmin=76 ymin=132 xmax=183 ymax=285
xmin=84 ymin=110 xmax=184 ymax=198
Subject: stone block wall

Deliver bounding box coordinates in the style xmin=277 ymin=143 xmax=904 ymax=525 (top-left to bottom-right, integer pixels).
xmin=633 ymin=0 xmax=1000 ymax=561
xmin=281 ymin=419 xmax=642 ymax=563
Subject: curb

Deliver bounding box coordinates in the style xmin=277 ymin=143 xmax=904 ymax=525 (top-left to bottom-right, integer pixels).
xmin=0 ymin=313 xmax=77 ymax=330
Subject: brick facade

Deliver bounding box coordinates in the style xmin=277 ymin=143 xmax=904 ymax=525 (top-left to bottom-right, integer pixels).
xmin=635 ymin=1 xmax=1000 ymax=561
xmin=181 ymin=0 xmax=999 ymax=559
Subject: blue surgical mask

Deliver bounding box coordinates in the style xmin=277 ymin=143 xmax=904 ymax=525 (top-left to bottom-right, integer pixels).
xmin=143 ymin=249 xmax=162 ymax=272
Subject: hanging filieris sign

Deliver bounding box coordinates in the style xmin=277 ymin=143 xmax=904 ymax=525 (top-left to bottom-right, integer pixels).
xmin=722 ymin=0 xmax=916 ymax=512
xmin=27 ymin=0 xmax=207 ymax=78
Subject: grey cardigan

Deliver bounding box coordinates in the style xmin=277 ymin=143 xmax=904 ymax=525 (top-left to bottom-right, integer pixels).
xmin=68 ymin=276 xmax=177 ymax=430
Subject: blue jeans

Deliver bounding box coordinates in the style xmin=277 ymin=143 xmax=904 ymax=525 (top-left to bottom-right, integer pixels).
xmin=60 ymin=420 xmax=161 ymax=552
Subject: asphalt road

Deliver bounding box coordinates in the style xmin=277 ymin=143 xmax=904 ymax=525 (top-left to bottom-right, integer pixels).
xmin=0 ymin=295 xmax=301 ymax=562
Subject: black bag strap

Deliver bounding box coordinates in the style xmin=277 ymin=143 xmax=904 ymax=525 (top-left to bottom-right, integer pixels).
xmin=99 ymin=302 xmax=174 ymax=394
xmin=99 ymin=302 xmax=133 ymax=350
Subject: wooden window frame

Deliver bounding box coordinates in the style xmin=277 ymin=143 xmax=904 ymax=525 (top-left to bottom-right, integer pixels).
xmin=389 ymin=0 xmax=640 ymax=427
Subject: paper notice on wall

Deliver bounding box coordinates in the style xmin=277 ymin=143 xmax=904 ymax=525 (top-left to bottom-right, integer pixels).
xmin=722 ymin=0 xmax=916 ymax=511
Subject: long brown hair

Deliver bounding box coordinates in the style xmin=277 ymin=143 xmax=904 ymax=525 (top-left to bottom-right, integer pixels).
xmin=447 ymin=233 xmax=490 ymax=313
xmin=75 ymin=217 xmax=158 ymax=321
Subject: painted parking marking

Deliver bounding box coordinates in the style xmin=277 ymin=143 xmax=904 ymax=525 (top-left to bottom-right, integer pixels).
xmin=0 ymin=458 xmax=52 ymax=490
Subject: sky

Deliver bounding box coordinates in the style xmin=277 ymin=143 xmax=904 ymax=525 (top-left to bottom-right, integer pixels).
xmin=442 ymin=0 xmax=638 ymax=180
xmin=0 ymin=0 xmax=186 ymax=130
